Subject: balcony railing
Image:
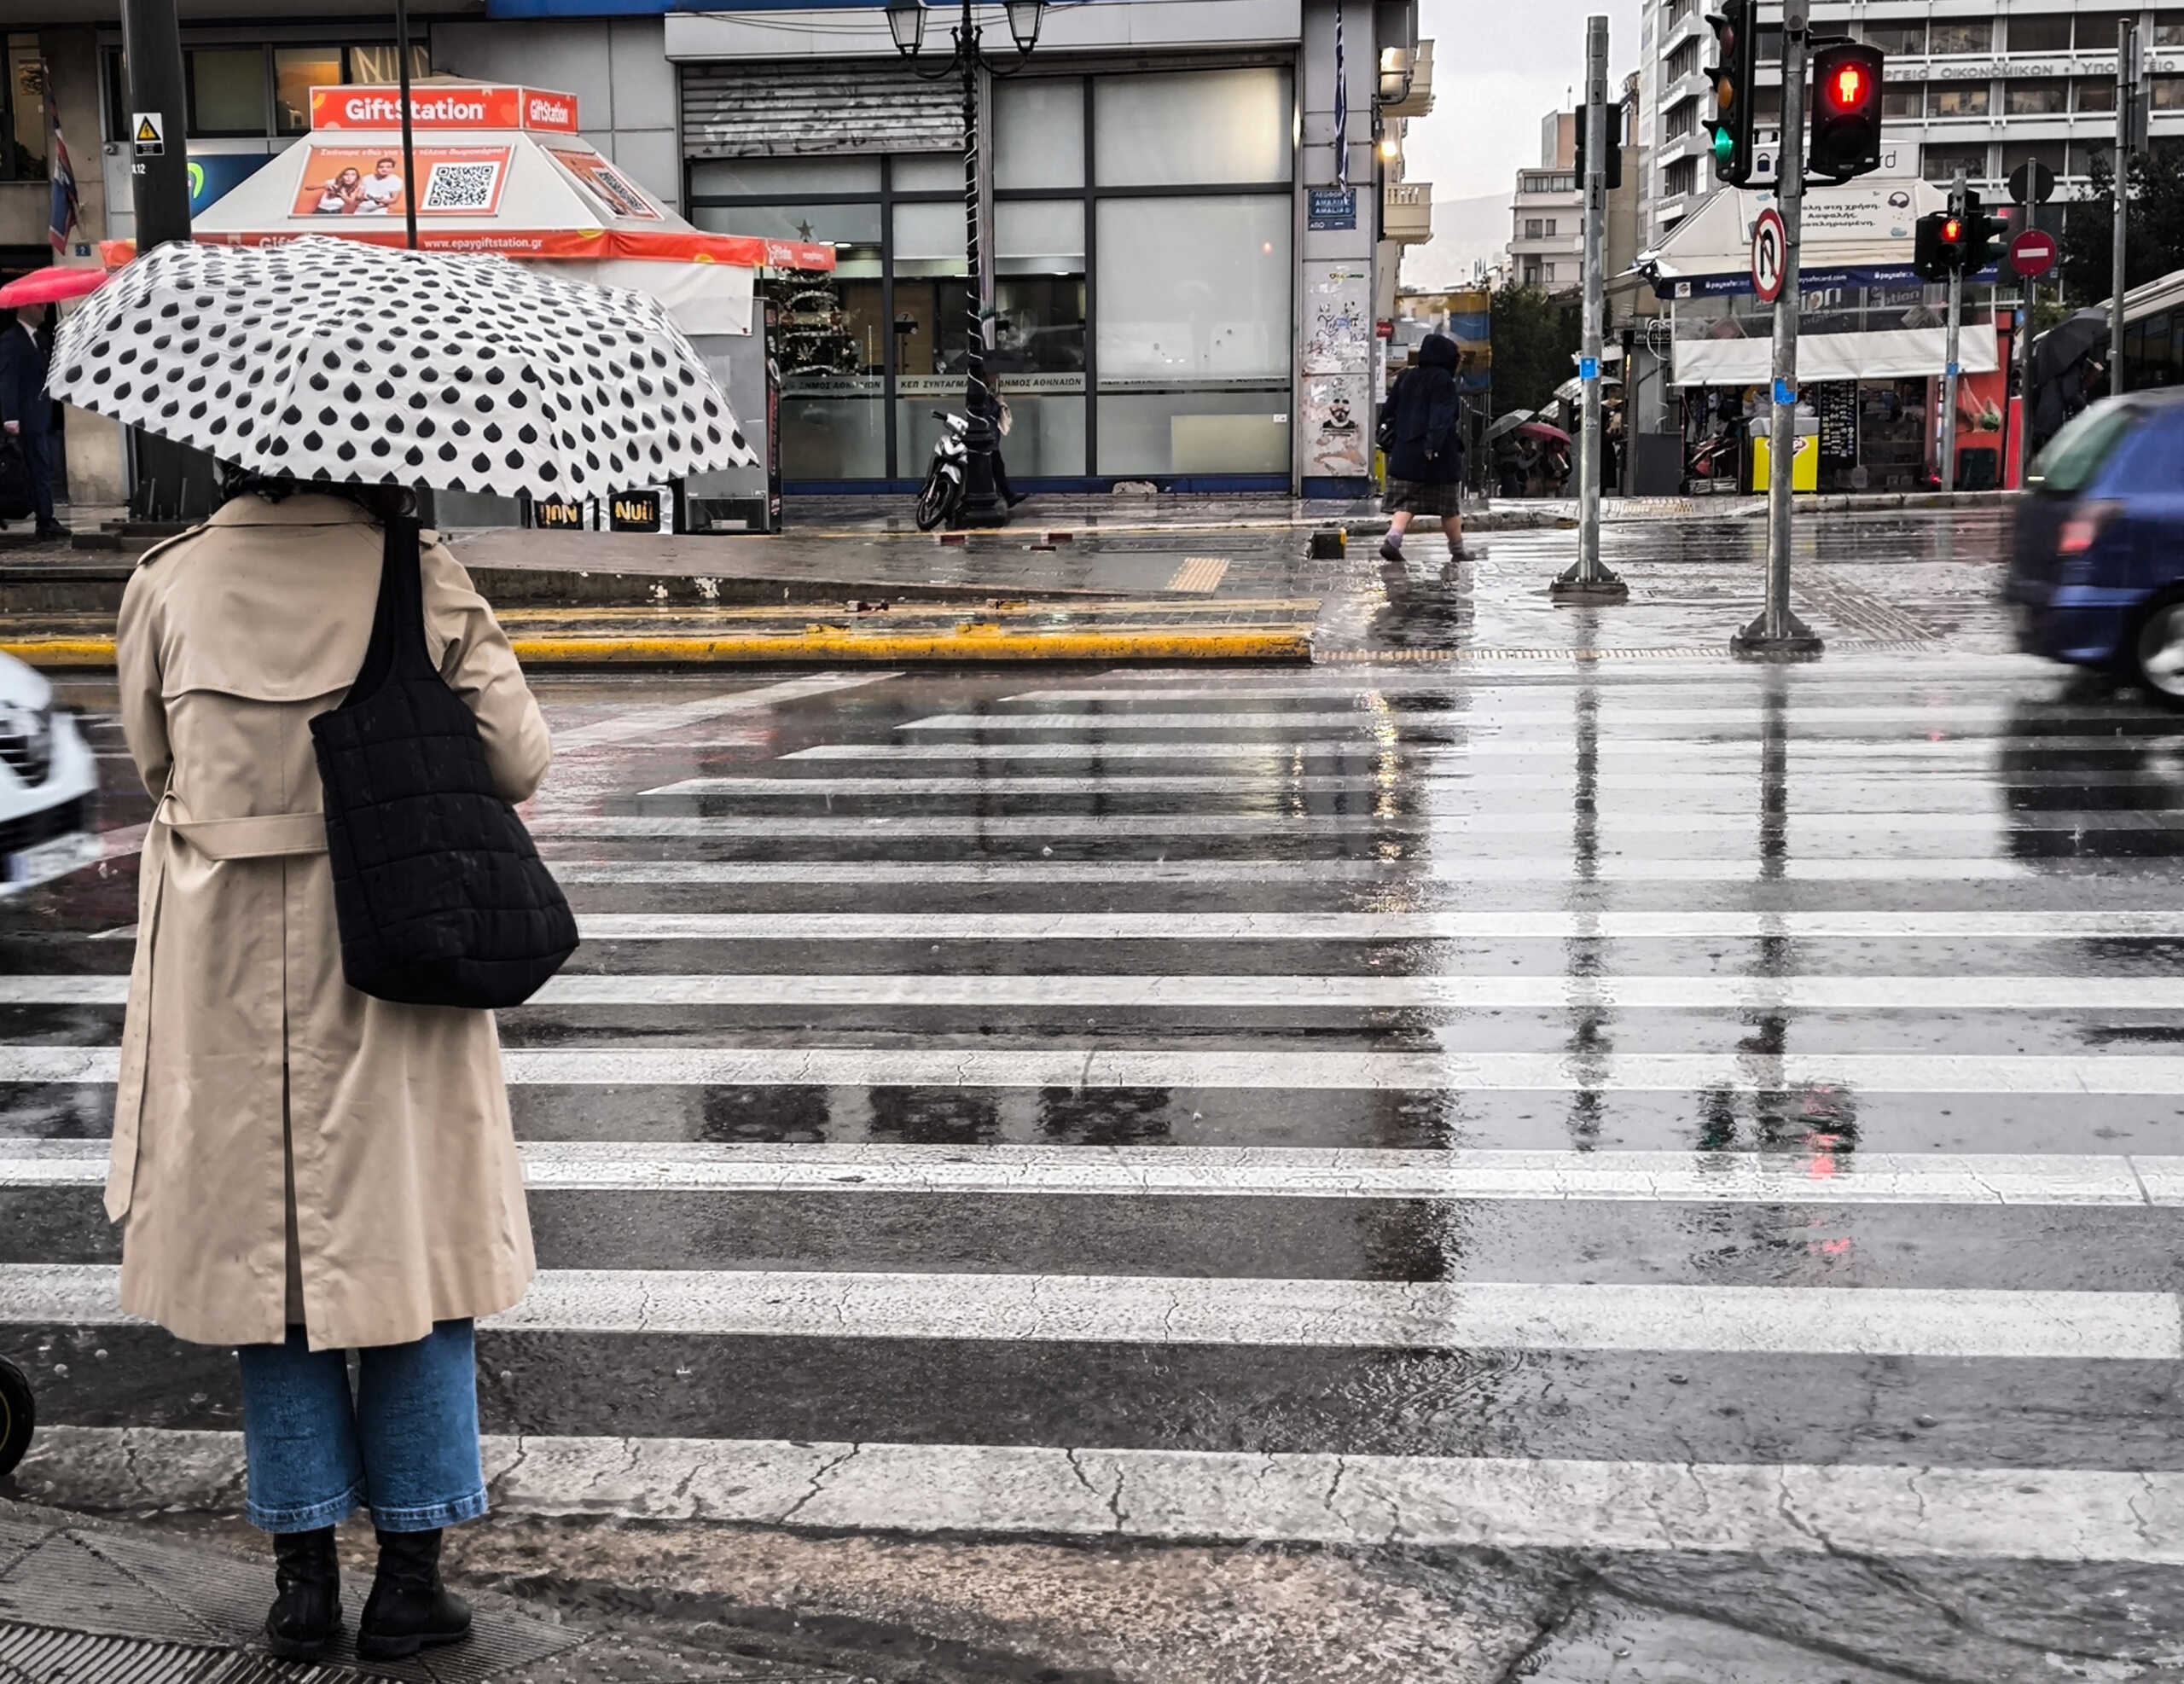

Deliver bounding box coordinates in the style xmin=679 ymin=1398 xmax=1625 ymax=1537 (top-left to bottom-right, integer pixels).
xmin=1385 ymin=180 xmax=1433 ymax=243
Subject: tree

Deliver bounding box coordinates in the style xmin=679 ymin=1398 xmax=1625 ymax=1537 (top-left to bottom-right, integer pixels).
xmin=1488 ymin=282 xmax=1582 ymax=415
xmin=2059 ymin=142 xmax=2184 ymax=305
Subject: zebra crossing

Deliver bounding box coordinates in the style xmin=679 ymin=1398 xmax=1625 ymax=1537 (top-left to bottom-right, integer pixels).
xmin=6 ymin=657 xmax=2184 ymax=1572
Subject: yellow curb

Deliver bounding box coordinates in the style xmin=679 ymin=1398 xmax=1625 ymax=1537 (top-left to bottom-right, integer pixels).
xmin=4 ymin=629 xmax=1313 ymax=667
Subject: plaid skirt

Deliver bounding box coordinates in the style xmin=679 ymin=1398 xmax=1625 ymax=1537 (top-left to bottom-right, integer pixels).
xmin=1382 ymin=479 xmax=1466 ymax=519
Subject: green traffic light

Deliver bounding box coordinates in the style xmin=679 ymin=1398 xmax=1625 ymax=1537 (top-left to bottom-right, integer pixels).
xmin=1712 ymin=127 xmax=1735 ymax=164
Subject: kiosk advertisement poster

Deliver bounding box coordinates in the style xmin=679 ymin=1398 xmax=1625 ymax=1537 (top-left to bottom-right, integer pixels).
xmin=293 ymin=147 xmax=514 ymax=219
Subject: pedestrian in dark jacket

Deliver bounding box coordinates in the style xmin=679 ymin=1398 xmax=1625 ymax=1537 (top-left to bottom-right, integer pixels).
xmin=1379 ymin=332 xmax=1466 ymax=561
xmin=0 ymin=303 xmax=66 ymax=538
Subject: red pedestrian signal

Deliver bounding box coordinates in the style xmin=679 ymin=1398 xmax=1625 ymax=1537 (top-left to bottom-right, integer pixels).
xmin=1809 ymin=41 xmax=1885 ymax=182
xmin=1942 ymin=216 xmax=1964 ymax=244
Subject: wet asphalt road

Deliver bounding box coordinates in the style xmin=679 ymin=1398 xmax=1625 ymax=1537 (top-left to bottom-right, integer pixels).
xmin=8 ymin=545 xmax=2184 ymax=1674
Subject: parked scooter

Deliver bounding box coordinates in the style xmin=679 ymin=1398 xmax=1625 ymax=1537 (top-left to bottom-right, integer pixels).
xmin=914 ymin=398 xmax=1015 ymax=532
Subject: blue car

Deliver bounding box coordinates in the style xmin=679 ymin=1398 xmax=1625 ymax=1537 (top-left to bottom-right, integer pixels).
xmin=2008 ymin=389 xmax=2184 ymax=706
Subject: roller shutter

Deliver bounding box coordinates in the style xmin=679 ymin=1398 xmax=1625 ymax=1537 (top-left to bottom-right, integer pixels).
xmin=682 ymin=63 xmax=965 ymax=158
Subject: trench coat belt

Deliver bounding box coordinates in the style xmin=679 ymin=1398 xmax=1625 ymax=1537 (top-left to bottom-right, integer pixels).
xmin=166 ymin=809 xmax=328 ymax=860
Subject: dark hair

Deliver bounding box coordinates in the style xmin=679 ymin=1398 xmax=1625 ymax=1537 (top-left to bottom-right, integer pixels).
xmin=217 ymin=463 xmax=416 ymax=524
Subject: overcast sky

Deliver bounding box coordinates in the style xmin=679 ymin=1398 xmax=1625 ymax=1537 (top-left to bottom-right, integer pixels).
xmin=1406 ymin=0 xmax=1645 ymax=200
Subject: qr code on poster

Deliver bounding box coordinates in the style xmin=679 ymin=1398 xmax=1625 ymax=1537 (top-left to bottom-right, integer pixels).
xmin=421 ymin=160 xmax=503 ymax=212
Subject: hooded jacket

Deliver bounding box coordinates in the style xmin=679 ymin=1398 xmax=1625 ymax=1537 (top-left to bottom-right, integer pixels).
xmin=1385 ymin=333 xmax=1464 ymax=485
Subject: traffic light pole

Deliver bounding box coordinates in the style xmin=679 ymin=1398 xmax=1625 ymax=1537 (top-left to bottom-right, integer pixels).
xmin=2113 ymin=17 xmax=2139 ymax=398
xmin=1554 ymin=14 xmax=1627 ymax=604
xmin=1941 ymin=170 xmax=1966 ymax=495
xmin=1734 ymin=0 xmax=1821 ymax=660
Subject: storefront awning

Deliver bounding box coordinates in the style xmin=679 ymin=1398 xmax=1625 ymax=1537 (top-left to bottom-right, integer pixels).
xmin=1673 ymin=323 xmax=2000 ymax=387
xmin=1641 ymin=180 xmax=1997 ymax=298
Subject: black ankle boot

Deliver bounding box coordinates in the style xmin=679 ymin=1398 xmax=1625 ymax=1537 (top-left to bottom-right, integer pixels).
xmin=264 ymin=1526 xmax=341 ymax=1659
xmin=357 ymin=1528 xmax=473 ymax=1660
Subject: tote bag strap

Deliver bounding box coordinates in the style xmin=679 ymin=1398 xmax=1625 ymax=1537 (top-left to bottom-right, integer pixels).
xmin=346 ymin=513 xmax=436 ymax=704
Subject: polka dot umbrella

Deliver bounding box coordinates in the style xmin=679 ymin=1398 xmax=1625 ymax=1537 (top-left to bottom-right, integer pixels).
xmin=48 ymin=237 xmax=757 ymax=502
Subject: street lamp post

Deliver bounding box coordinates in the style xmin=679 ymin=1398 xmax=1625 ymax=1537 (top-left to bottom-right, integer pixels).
xmin=890 ymin=0 xmax=1044 ymax=529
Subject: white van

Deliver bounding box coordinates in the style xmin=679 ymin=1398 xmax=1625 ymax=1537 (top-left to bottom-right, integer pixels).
xmin=0 ymin=653 xmax=99 ymax=895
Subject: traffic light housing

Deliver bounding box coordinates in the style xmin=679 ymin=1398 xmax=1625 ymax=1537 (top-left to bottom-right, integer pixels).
xmin=1914 ymin=211 xmax=1953 ymax=282
xmin=1809 ymin=40 xmax=1885 ymax=182
xmin=1705 ymin=0 xmax=1759 ymax=186
xmin=1960 ymin=189 xmax=2009 ymax=274
xmin=1575 ymin=98 xmax=1624 ymax=191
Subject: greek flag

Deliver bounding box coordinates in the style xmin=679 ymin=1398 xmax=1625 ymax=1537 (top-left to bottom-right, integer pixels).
xmin=46 ymin=87 xmax=79 ymax=254
xmin=1333 ymin=1 xmax=1348 ymax=192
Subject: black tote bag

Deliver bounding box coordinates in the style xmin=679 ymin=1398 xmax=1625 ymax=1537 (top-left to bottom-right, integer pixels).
xmin=311 ymin=515 xmax=578 ymax=1009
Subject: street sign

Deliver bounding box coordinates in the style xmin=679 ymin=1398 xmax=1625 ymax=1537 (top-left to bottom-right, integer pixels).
xmin=2009 ymin=228 xmax=2059 ymax=280
xmin=1751 ymin=206 xmax=1786 ymax=303
xmin=1307 ymin=189 xmax=1357 ymax=231
xmin=2008 ymin=159 xmax=2057 ymax=206
xmin=131 ymin=112 xmax=165 ymax=158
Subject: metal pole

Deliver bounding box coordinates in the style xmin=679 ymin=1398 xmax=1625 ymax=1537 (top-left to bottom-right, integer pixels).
xmin=954 ymin=0 xmax=1008 ymax=527
xmin=395 ymin=0 xmax=420 ymax=253
xmin=1554 ymin=15 xmax=1628 ymax=603
xmin=119 ymin=0 xmax=190 ymax=250
xmin=2015 ymin=274 xmax=2036 ymax=486
xmin=1734 ymin=0 xmax=1821 ymax=658
xmin=2112 ymin=17 xmax=2136 ymax=398
xmin=1940 ymin=170 xmax=1964 ymax=494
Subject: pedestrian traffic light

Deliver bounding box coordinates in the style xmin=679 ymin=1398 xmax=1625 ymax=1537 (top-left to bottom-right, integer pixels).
xmin=1808 ymin=40 xmax=1885 ymax=182
xmin=1705 ymin=0 xmax=1759 ymax=186
xmin=1574 ymin=98 xmax=1624 ymax=191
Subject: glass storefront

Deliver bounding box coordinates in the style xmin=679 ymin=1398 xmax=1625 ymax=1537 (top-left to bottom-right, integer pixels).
xmin=687 ymin=64 xmax=1293 ymax=486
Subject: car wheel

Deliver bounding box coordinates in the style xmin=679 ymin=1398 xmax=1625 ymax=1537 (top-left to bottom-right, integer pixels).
xmin=2133 ymin=597 xmax=2184 ymax=710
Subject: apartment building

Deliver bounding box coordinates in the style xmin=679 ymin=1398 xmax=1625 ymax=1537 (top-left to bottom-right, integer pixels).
xmin=1638 ymin=1 xmax=2184 ymax=248
xmin=1507 ymin=110 xmax=1584 ymax=291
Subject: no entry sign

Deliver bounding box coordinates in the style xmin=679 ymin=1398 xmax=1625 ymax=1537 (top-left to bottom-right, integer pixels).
xmin=1751 ymin=208 xmax=1787 ymax=303
xmin=2010 ymin=228 xmax=2059 ymax=280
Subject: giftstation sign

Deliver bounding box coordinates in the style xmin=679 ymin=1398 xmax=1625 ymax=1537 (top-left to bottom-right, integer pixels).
xmin=309 ymin=84 xmax=583 ymax=133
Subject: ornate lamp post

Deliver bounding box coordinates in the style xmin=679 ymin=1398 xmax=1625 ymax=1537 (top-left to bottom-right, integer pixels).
xmin=888 ymin=0 xmax=1044 ymax=527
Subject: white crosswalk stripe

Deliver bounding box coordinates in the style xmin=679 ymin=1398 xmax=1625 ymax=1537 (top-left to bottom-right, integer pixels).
xmin=10 ymin=660 xmax=2184 ymax=1574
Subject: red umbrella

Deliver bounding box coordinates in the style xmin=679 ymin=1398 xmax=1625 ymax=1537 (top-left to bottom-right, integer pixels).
xmin=0 ymin=267 xmax=107 ymax=310
xmin=1516 ymin=421 xmax=1571 ymax=445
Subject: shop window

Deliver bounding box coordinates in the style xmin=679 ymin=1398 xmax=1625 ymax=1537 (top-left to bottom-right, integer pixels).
xmin=892 ymin=154 xmax=962 ymax=193
xmin=1093 ymin=67 xmax=1292 ymax=187
xmin=2 ymin=37 xmax=44 ymax=183
xmin=892 ymin=199 xmax=967 ymax=278
xmin=272 ymin=49 xmax=342 ymax=136
xmin=1929 ymin=21 xmax=1993 ymax=55
xmin=996 ymin=77 xmax=1083 ymax=189
xmin=2006 ymin=78 xmax=2070 ymax=115
xmin=2007 ymin=15 xmax=2076 ymax=54
xmin=1882 ymin=81 xmax=1925 ymax=119
xmin=689 ymin=156 xmax=882 ymax=198
xmin=1095 ymin=194 xmax=1289 ymax=476
xmin=189 ymin=49 xmax=270 ymax=136
xmin=2077 ymin=14 xmax=2136 ymax=51
xmin=1921 ymin=142 xmax=1989 ymax=183
xmin=1863 ymin=22 xmax=1926 ymax=55
xmin=1928 ymin=84 xmax=1991 ymax=118
xmin=2078 ymin=77 xmax=2118 ymax=113
xmin=345 ymin=44 xmax=429 ymax=87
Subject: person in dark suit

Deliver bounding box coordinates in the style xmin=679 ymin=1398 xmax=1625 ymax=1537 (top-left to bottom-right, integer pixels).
xmin=1 ymin=302 xmax=68 ymax=538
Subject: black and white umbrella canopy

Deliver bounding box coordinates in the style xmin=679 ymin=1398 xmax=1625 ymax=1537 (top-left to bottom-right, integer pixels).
xmin=49 ymin=237 xmax=757 ymax=502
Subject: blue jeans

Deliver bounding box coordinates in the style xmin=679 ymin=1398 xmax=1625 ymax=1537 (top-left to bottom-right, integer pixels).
xmin=236 ymin=1320 xmax=488 ymax=1535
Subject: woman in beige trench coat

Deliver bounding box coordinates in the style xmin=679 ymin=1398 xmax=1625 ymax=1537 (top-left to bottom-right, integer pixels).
xmin=112 ymin=479 xmax=551 ymax=1662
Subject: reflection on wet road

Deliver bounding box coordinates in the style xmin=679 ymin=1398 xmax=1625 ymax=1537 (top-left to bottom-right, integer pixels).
xmin=8 ymin=646 xmax=2184 ymax=1665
